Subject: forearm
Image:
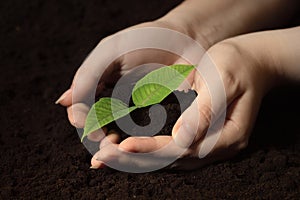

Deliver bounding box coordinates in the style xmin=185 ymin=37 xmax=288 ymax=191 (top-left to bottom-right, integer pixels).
xmin=227 ymin=26 xmax=300 ymax=91
xmin=158 ymin=0 xmax=300 ymax=49
xmin=272 ymin=26 xmax=300 ymax=83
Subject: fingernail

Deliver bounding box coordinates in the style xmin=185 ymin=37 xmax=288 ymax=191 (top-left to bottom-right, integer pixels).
xmin=174 ymin=123 xmax=195 ymax=148
xmin=55 ymin=89 xmax=71 ymax=104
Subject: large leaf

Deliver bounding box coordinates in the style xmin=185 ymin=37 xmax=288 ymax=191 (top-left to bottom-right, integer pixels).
xmin=82 ymin=98 xmax=136 ymax=141
xmin=132 ymin=64 xmax=194 ymax=107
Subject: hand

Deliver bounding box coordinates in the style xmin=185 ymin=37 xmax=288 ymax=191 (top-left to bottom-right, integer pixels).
xmin=56 ymin=18 xmax=209 ymax=170
xmin=94 ymin=27 xmax=300 ymax=170
xmin=56 ymin=0 xmax=300 ymax=170
xmin=99 ymin=27 xmax=300 ymax=170
xmin=95 ymin=41 xmax=268 ymax=170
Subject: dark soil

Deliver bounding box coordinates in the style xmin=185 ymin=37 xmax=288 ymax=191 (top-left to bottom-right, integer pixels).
xmin=1 ymin=0 xmax=300 ymax=199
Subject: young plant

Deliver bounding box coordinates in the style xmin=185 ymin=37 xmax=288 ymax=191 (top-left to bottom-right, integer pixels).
xmin=81 ymin=64 xmax=195 ymax=141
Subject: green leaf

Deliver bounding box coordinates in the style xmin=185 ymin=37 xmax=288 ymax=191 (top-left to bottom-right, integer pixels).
xmin=81 ymin=64 xmax=194 ymax=142
xmin=132 ymin=64 xmax=194 ymax=107
xmin=82 ymin=98 xmax=136 ymax=141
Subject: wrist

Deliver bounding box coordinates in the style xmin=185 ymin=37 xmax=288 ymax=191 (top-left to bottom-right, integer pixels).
xmin=156 ymin=0 xmax=231 ymax=50
xmin=226 ymin=28 xmax=300 ymax=93
xmin=155 ymin=15 xmax=211 ymax=50
xmin=242 ymin=27 xmax=300 ymax=87
xmin=273 ymin=27 xmax=300 ymax=84
xmin=222 ymin=35 xmax=282 ymax=95
xmin=158 ymin=0 xmax=299 ymax=50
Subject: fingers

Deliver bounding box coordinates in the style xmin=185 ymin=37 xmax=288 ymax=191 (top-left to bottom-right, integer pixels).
xmin=56 ymin=26 xmax=197 ymax=129
xmin=55 ymin=88 xmax=72 ymax=106
xmin=119 ymin=136 xmax=188 ymax=157
xmin=66 ymin=103 xmax=90 ymax=128
xmin=200 ymin=92 xmax=257 ymax=162
xmin=220 ymin=91 xmax=260 ymax=151
xmin=172 ymin=79 xmax=225 ymax=148
xmin=91 ymin=89 xmax=257 ymax=171
xmin=93 ymin=136 xmax=203 ymax=171
xmin=99 ymin=130 xmax=120 ymax=148
xmin=169 ymin=93 xmax=257 ymax=170
xmin=92 ymin=136 xmax=189 ymax=172
xmin=71 ymin=66 xmax=104 ymax=105
xmin=90 ymin=130 xmax=120 ymax=169
xmin=119 ymin=136 xmax=170 ymax=153
xmin=93 ymin=144 xmax=173 ymax=172
xmin=172 ymin=49 xmax=245 ymax=149
xmin=58 ymin=33 xmax=123 ymax=107
xmin=90 ymin=157 xmax=105 ymax=169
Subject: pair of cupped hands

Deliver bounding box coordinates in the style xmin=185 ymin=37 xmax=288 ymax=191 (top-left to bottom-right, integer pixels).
xmin=56 ymin=15 xmax=297 ymax=170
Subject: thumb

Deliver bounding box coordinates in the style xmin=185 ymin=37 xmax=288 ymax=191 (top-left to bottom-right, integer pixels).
xmin=172 ymin=87 xmax=213 ymax=148
xmin=55 ymin=88 xmax=72 ymax=106
xmin=172 ymin=53 xmax=228 ymax=148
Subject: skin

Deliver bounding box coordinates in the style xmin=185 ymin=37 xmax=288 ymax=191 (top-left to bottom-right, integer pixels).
xmin=57 ymin=0 xmax=300 ymax=170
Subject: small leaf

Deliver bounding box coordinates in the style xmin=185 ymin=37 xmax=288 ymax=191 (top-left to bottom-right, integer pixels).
xmin=82 ymin=98 xmax=136 ymax=141
xmin=132 ymin=64 xmax=194 ymax=107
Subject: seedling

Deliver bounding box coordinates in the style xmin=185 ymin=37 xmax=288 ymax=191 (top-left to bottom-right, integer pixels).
xmin=81 ymin=64 xmax=195 ymax=141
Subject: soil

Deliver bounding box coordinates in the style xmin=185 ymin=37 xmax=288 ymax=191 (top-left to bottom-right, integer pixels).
xmin=1 ymin=0 xmax=300 ymax=199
